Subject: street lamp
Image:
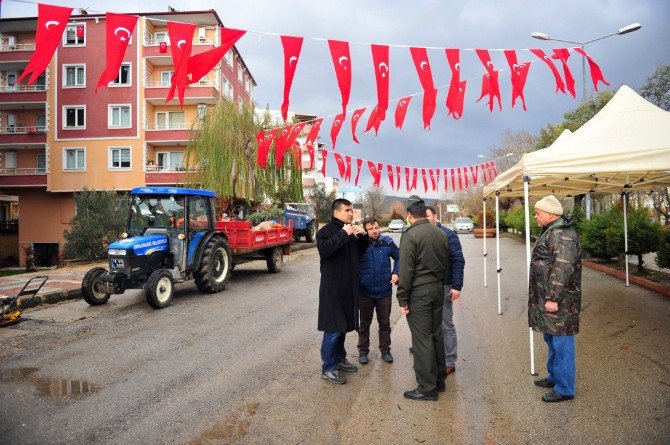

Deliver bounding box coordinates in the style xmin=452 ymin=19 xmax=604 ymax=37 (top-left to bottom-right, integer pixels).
xmin=531 ymin=23 xmax=642 ymax=99
xmin=477 ymin=152 xmax=513 ymax=161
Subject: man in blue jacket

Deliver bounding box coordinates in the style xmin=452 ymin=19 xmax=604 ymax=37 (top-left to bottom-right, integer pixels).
xmin=426 ymin=206 xmax=465 ymax=375
xmin=357 ymin=217 xmax=400 ymax=365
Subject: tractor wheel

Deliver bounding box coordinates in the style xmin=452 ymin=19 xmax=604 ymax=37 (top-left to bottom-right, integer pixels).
xmin=82 ymin=267 xmax=111 ymax=306
xmin=306 ymin=222 xmax=317 ymax=243
xmin=266 ymin=246 xmax=283 ymax=273
xmin=145 ymin=269 xmax=174 ymax=309
xmin=194 ymin=237 xmax=232 ymax=293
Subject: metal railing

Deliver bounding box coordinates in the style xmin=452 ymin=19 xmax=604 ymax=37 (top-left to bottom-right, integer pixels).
xmin=0 ymin=220 xmax=19 ymax=233
xmin=0 ymin=84 xmax=47 ymax=93
xmin=0 ymin=126 xmax=47 ymax=135
xmin=145 ymin=80 xmax=215 ymax=88
xmin=145 ymin=123 xmax=196 ymax=131
xmin=145 ymin=164 xmax=198 ymax=172
xmin=0 ymin=167 xmax=46 ymax=175
xmin=143 ymin=38 xmax=215 ymax=47
xmin=0 ymin=43 xmax=36 ymax=52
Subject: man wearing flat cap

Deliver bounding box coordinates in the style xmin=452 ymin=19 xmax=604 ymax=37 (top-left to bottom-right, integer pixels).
xmin=529 ymin=195 xmax=582 ymax=402
xmin=397 ymin=195 xmax=451 ymax=401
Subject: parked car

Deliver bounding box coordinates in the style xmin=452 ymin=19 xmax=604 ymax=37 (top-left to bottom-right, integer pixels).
xmin=388 ymin=219 xmax=406 ymax=233
xmin=454 ymin=217 xmax=474 ymax=233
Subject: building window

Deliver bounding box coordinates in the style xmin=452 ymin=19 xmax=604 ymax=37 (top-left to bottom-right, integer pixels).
xmin=222 ymin=77 xmax=233 ymax=100
xmin=109 ymin=105 xmax=131 ymax=128
xmin=198 ymin=27 xmax=207 ymax=43
xmin=64 ymin=148 xmax=85 ymax=171
xmin=63 ymin=106 xmax=85 ymax=129
xmin=160 ymin=71 xmax=174 ymax=87
xmin=224 ymin=50 xmax=233 ymax=68
xmin=155 ymin=111 xmax=185 ymax=130
xmin=237 ymin=62 xmax=243 ymax=84
xmin=155 ymin=32 xmax=169 ymax=43
xmin=63 ymin=23 xmax=85 ymax=46
xmin=63 ymin=65 xmax=85 ymax=87
xmin=36 ymin=114 xmax=46 ymax=130
xmin=37 ymin=153 xmax=46 ymax=173
xmin=197 ymin=104 xmax=207 ymax=121
xmin=156 ymin=151 xmax=184 ymax=171
xmin=110 ymin=63 xmax=131 ymax=86
xmin=109 ymin=147 xmax=131 ymax=170
xmin=245 ymin=74 xmax=250 ymax=93
xmin=4 ymin=151 xmax=17 ymax=169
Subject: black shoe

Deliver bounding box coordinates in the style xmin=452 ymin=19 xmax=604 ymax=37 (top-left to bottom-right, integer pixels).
xmin=437 ymin=381 xmax=446 ymax=392
xmin=336 ymin=358 xmax=358 ymax=373
xmin=409 ymin=347 xmax=413 ymax=354
xmin=358 ymin=353 xmax=369 ymax=365
xmin=382 ymin=352 xmax=394 ymax=363
xmin=542 ymin=389 xmax=574 ymax=402
xmin=403 ymin=389 xmax=438 ymax=401
xmin=321 ymin=370 xmax=346 ymax=384
xmin=534 ymin=378 xmax=555 ymax=388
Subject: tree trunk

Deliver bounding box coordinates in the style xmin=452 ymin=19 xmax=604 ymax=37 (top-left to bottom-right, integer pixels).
xmin=637 ymin=253 xmax=645 ymax=274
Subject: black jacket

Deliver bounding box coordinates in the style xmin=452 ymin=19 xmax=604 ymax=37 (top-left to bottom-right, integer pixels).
xmin=317 ymin=218 xmax=369 ymax=332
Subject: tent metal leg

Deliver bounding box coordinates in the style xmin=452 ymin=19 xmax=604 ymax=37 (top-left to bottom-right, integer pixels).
xmin=524 ymin=177 xmax=536 ymax=375
xmin=622 ymin=192 xmax=630 ymax=287
xmin=495 ymin=194 xmax=502 ymax=315
xmin=483 ymin=198 xmax=488 ymax=288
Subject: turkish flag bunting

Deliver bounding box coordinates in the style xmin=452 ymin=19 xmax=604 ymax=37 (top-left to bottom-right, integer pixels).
xmin=387 ymin=164 xmax=395 ymax=190
xmin=305 ymin=118 xmax=324 ymax=145
xmin=281 ymin=35 xmax=303 ymax=121
xmin=552 ymin=49 xmax=576 ymax=98
xmin=482 ymin=162 xmax=490 ymax=183
xmin=491 ymin=162 xmax=498 ymax=178
xmin=405 ymin=168 xmax=411 ymax=191
xmin=395 ymin=165 xmax=401 ymax=191
xmin=456 ymin=167 xmax=463 ymax=190
xmin=286 ymin=122 xmax=306 ymax=149
xmin=18 ymin=4 xmax=73 ymax=85
xmin=429 ymin=169 xmax=438 ymax=191
xmin=350 ymin=107 xmax=366 ymax=144
xmin=370 ymin=44 xmax=390 ymax=128
xmin=475 ymin=49 xmax=502 ymax=112
xmin=530 ymin=49 xmax=566 ymax=94
xmin=256 ymin=130 xmax=269 ymax=168
xmin=364 ymin=105 xmax=383 ymax=135
xmin=410 ymin=47 xmax=437 ymax=129
xmin=306 ymin=143 xmax=315 ymax=170
xmin=421 ymin=169 xmax=429 ymax=193
xmin=330 ymin=113 xmax=345 ymax=150
xmin=462 ymin=167 xmax=469 ymax=188
xmin=395 ymin=96 xmax=412 ymax=129
xmin=292 ymin=142 xmax=302 ymax=169
xmin=159 ymin=42 xmax=168 ymax=53
xmin=344 ymin=156 xmax=353 ymax=182
xmin=469 ymin=164 xmax=480 ymax=186
xmin=573 ymin=48 xmax=610 ymax=92
xmin=445 ymin=49 xmax=467 ymax=120
xmin=411 ymin=168 xmax=418 ymax=192
xmin=187 ymin=27 xmax=246 ymax=85
xmin=450 ymin=168 xmax=457 ymax=191
xmin=96 ymin=13 xmax=138 ymax=92
xmin=275 ymin=125 xmax=292 ymax=170
xmin=368 ymin=161 xmax=383 ymax=187
xmin=166 ymin=22 xmax=195 ymax=108
xmin=503 ymin=50 xmax=531 ymax=111
xmin=328 ymin=40 xmax=352 ymax=116
xmin=320 ymin=149 xmax=328 ymax=176
xmin=334 ymin=152 xmax=347 ymax=179
xmin=443 ymin=169 xmax=449 ymax=191
xmin=354 ymin=158 xmax=364 ymax=186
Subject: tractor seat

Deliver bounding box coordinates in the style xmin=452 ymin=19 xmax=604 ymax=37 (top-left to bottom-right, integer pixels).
xmin=143 ymin=227 xmax=169 ymax=236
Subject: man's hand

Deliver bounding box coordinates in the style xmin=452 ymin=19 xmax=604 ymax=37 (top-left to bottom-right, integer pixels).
xmin=545 ymin=301 xmax=559 ymax=312
xmin=390 ymin=274 xmax=398 ymax=284
xmin=352 ymin=225 xmax=366 ymax=236
xmin=450 ymin=289 xmax=461 ymax=302
xmin=400 ymin=305 xmax=409 ymax=316
xmin=342 ymin=224 xmax=354 ymax=235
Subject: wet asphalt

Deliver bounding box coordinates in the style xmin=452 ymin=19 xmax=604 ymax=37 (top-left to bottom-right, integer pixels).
xmin=0 ymin=231 xmax=668 ymax=444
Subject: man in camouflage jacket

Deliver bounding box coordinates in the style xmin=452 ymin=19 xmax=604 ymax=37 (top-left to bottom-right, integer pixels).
xmin=528 ymin=195 xmax=582 ymax=403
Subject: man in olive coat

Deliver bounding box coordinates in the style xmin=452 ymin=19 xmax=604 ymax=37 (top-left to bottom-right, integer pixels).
xmin=529 ymin=195 xmax=582 ymax=402
xmin=397 ymin=195 xmax=451 ymax=401
xmin=317 ymin=198 xmax=369 ymax=384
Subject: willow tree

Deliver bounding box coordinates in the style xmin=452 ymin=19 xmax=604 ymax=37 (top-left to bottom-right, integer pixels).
xmin=184 ymin=99 xmax=303 ymax=204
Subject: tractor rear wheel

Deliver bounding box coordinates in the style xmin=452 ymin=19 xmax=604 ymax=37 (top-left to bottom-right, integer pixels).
xmin=306 ymin=222 xmax=317 ymax=243
xmin=266 ymin=246 xmax=283 ymax=273
xmin=145 ymin=269 xmax=174 ymax=309
xmin=195 ymin=237 xmax=231 ymax=293
xmin=82 ymin=267 xmax=111 ymax=306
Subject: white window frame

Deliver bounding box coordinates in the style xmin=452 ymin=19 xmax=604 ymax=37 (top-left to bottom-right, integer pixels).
xmin=109 ymin=62 xmax=132 ymax=87
xmin=237 ymin=61 xmax=243 ymax=84
xmin=160 ymin=70 xmax=174 ymax=87
xmin=198 ymin=27 xmax=207 ymax=43
xmin=63 ymin=147 xmax=86 ymax=171
xmin=62 ymin=105 xmax=86 ymax=130
xmin=62 ymin=64 xmax=86 ymax=88
xmin=156 ymin=151 xmax=184 ymax=171
xmin=245 ymin=74 xmax=250 ymax=93
xmin=197 ymin=104 xmax=207 ymax=121
xmin=36 ymin=153 xmax=47 ymax=173
xmin=155 ymin=111 xmax=185 ymax=130
xmin=108 ymin=104 xmax=132 ymax=129
xmin=108 ymin=146 xmax=132 ymax=171
xmin=155 ymin=32 xmax=169 ymax=44
xmin=222 ymin=77 xmax=233 ymax=100
xmin=63 ymin=22 xmax=86 ymax=47
xmin=4 ymin=151 xmax=17 ymax=169
xmin=224 ymin=50 xmax=233 ymax=68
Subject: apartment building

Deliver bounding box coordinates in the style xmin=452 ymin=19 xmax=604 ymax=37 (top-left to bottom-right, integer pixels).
xmin=0 ymin=9 xmax=256 ymax=266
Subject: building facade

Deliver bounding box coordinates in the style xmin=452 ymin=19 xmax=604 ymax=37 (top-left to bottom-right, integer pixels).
xmin=0 ymin=9 xmax=256 ymax=266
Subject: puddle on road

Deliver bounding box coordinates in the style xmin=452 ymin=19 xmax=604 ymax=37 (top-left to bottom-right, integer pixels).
xmin=0 ymin=367 xmax=99 ymax=397
xmin=191 ymin=401 xmax=259 ymax=445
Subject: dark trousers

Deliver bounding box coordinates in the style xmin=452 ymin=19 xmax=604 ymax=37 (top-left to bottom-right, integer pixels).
xmin=407 ymin=283 xmax=446 ymax=395
xmin=357 ymin=295 xmax=392 ymax=354
xmin=321 ymin=332 xmax=347 ymax=372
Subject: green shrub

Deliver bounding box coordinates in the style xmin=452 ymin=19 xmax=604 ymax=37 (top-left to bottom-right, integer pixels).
xmin=502 ymin=207 xmax=540 ymax=237
xmin=475 ymin=210 xmax=496 ymax=229
xmin=246 ymin=207 xmax=283 ymax=225
xmin=657 ymin=227 xmax=670 ymax=269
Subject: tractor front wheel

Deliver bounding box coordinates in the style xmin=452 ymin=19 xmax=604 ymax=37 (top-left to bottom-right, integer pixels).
xmin=145 ymin=269 xmax=174 ymax=309
xmin=82 ymin=267 xmax=111 ymax=306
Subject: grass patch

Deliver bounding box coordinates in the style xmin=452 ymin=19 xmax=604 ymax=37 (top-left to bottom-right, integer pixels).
xmin=0 ymin=269 xmax=28 ymax=278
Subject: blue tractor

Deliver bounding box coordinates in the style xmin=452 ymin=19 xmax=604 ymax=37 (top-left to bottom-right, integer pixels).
xmin=284 ymin=202 xmax=317 ymax=242
xmin=81 ymin=187 xmax=232 ymax=309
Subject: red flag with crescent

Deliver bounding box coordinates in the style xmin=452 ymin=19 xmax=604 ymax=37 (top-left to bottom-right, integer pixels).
xmin=286 ymin=122 xmax=306 ymax=149
xmin=462 ymin=167 xmax=469 ymax=188
xmin=405 ymin=167 xmax=411 ymax=191
xmin=445 ymin=49 xmax=467 ymax=120
xmin=365 ymin=105 xmax=383 ymax=135
xmin=306 ymin=143 xmax=315 ymax=170
xmin=482 ymin=162 xmax=490 ymax=183
xmin=330 ymin=113 xmax=345 ymax=150
xmin=274 ymin=125 xmax=293 ymax=170
xmin=429 ymin=169 xmax=438 ymax=191
xmin=344 ymin=155 xmax=353 ymax=182
xmin=292 ymin=142 xmax=303 ymax=169
xmin=552 ymin=48 xmax=576 ymax=98
xmin=387 ymin=165 xmax=395 ymax=190
xmin=328 ymin=40 xmax=352 ymax=116
xmin=370 ymin=44 xmax=390 ymax=128
xmin=305 ymin=118 xmax=323 ymax=145
xmin=354 ymin=158 xmax=364 ymax=186
xmin=395 ymin=96 xmax=412 ymax=129
xmin=351 ymin=107 xmax=366 ymax=144
xmin=573 ymin=48 xmax=610 ymax=92
xmin=281 ymin=35 xmax=303 ymax=121
xmin=320 ymin=149 xmax=328 ymax=176
xmin=450 ymin=168 xmax=457 ymax=191
xmin=396 ymin=165 xmax=402 ymax=191
xmin=368 ymin=161 xmax=383 ymax=187
xmin=504 ymin=50 xmax=531 ymax=111
xmin=469 ymin=164 xmax=480 ymax=186
xmin=475 ymin=49 xmax=502 ymax=112
xmin=96 ymin=13 xmax=138 ymax=92
xmin=411 ymin=168 xmax=418 ymax=192
xmin=421 ymin=169 xmax=429 ymax=193
xmin=166 ymin=22 xmax=195 ymax=108
xmin=491 ymin=162 xmax=498 ymax=178
xmin=187 ymin=27 xmax=246 ymax=85
xmin=530 ymin=49 xmax=566 ymax=94
xmin=334 ymin=152 xmax=347 ymax=179
xmin=443 ymin=169 xmax=449 ymax=191
xmin=256 ymin=130 xmax=269 ymax=168
xmin=18 ymin=4 xmax=73 ymax=85
xmin=410 ymin=47 xmax=437 ymax=129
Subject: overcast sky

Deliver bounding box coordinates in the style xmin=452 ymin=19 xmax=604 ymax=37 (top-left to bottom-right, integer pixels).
xmin=4 ymin=0 xmax=670 ymax=198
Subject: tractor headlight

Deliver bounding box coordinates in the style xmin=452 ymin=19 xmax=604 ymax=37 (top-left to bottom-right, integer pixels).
xmin=108 ymin=249 xmax=127 ymax=256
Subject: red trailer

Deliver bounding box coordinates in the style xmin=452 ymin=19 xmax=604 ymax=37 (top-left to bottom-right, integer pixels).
xmin=215 ymin=220 xmax=292 ymax=273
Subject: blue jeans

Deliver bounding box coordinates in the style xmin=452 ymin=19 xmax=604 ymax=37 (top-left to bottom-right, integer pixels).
xmin=442 ymin=286 xmax=457 ymax=367
xmin=321 ymin=332 xmax=347 ymax=372
xmin=543 ymin=333 xmax=575 ymax=396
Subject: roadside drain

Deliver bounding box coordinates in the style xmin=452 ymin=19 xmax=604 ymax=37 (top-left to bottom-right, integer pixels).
xmin=1 ymin=367 xmax=99 ymax=397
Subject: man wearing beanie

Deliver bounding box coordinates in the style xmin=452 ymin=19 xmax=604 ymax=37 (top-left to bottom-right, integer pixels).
xmin=529 ymin=195 xmax=582 ymax=402
xmin=397 ymin=195 xmax=451 ymax=401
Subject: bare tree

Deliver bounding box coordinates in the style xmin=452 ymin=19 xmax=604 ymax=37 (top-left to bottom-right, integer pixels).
xmin=488 ymin=130 xmax=538 ymax=172
xmin=362 ymin=186 xmax=386 ymax=218
xmin=649 ymin=187 xmax=670 ymax=225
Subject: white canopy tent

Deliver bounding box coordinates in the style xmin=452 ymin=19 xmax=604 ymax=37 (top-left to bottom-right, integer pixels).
xmin=482 ymin=85 xmax=670 ymax=374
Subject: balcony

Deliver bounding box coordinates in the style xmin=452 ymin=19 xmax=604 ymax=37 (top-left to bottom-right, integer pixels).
xmin=0 ymin=167 xmax=47 ymax=187
xmin=0 ymin=220 xmax=19 ymax=234
xmin=144 ymin=123 xmax=199 ymax=145
xmin=144 ymin=81 xmax=219 ymax=105
xmin=0 ymin=84 xmax=47 ymax=104
xmin=142 ymin=39 xmax=216 ymax=62
xmin=0 ymin=43 xmax=36 ymax=63
xmin=0 ymin=126 xmax=47 ymax=147
xmin=144 ymin=165 xmax=199 ymax=186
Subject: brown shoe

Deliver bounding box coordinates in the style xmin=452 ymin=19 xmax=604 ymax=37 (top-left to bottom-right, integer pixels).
xmin=446 ymin=365 xmax=456 ymax=375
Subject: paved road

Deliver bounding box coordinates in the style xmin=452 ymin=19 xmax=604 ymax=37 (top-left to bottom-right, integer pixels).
xmin=1 ymin=232 xmax=668 ymax=444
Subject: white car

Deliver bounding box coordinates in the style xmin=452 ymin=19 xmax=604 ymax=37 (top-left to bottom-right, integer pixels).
xmin=387 ymin=219 xmax=406 ymax=233
xmin=454 ymin=217 xmax=474 ymax=233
